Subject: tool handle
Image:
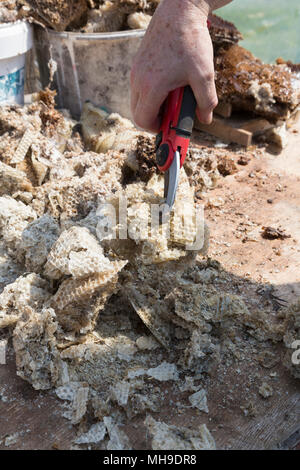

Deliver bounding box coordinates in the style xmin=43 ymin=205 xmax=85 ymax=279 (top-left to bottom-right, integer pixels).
xmin=156 ymin=86 xmax=197 ymax=171
xmin=175 ymin=85 xmax=197 ymax=138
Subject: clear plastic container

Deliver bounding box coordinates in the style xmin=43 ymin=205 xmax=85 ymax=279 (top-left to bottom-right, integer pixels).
xmin=34 ymin=26 xmax=145 ymax=119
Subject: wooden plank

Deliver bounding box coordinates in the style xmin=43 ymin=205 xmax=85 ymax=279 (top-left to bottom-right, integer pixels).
xmin=0 ymin=355 xmax=76 ymax=450
xmin=202 ymin=344 xmax=300 ymax=450
xmin=195 ymin=116 xmax=252 ymax=146
xmin=214 ymin=101 xmax=232 ymax=118
xmin=239 ymin=118 xmax=274 ymax=135
xmin=231 ymin=392 xmax=299 ymax=450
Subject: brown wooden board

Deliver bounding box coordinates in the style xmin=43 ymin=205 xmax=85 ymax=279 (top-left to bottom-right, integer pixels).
xmin=0 ymin=349 xmax=76 ymax=450
xmin=0 ymin=340 xmax=298 ymax=450
xmin=239 ymin=118 xmax=274 ymax=135
xmin=195 ymin=116 xmax=253 ymax=146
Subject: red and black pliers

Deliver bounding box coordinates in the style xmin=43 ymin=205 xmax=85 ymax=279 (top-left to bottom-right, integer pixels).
xmin=155 ymin=86 xmax=197 ymax=209
xmin=155 ymin=20 xmax=211 ymax=210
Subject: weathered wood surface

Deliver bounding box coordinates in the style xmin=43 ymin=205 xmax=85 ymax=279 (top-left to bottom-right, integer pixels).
xmin=0 ymin=351 xmax=76 ymax=450
xmin=195 ymin=116 xmax=253 ymax=146
xmin=0 ymin=342 xmax=298 ymax=450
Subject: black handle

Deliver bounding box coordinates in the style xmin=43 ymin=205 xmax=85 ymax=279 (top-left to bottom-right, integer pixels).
xmin=176 ymin=86 xmax=197 ymax=137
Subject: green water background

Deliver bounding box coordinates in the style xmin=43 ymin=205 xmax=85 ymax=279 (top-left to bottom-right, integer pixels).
xmin=218 ymin=0 xmax=300 ymax=63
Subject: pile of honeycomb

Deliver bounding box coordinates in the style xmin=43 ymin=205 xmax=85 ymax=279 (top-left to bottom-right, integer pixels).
xmin=0 ymin=93 xmax=297 ymax=450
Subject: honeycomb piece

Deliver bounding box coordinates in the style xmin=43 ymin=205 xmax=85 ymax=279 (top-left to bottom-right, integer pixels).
xmin=173 ymin=283 xmax=250 ymax=331
xmin=127 ymin=11 xmax=152 ymax=29
xmin=21 ymin=215 xmax=60 ymax=273
xmin=75 ymin=422 xmax=107 ymax=445
xmin=44 ymin=226 xmax=112 ymax=280
xmin=0 ymin=1 xmax=19 ymax=23
xmin=215 ymin=44 xmax=300 ymax=121
xmin=116 ymin=338 xmax=137 ymax=360
xmin=189 ymin=389 xmax=209 ymax=413
xmin=170 ymin=211 xmax=198 ymax=247
xmin=0 ymin=196 xmax=37 ymax=261
xmin=81 ymin=101 xmax=136 ymax=154
xmin=51 ymin=267 xmax=126 ymax=311
xmin=0 ymin=273 xmax=51 ymax=329
xmin=110 ymin=380 xmax=131 ymax=406
xmin=103 ymin=417 xmax=131 ymax=451
xmin=30 ymin=149 xmax=48 ymax=186
xmin=50 ymin=263 xmax=126 ymax=333
xmin=12 ymin=307 xmax=63 ymax=390
xmin=0 ymin=241 xmax=23 ymax=293
xmin=32 ymin=150 xmax=125 ymax=220
xmin=181 ymin=330 xmax=218 ymax=371
xmin=30 ymin=137 xmax=75 ymax=182
xmin=0 ymin=161 xmax=32 ymax=196
xmin=10 ymin=129 xmax=37 ymax=164
xmin=146 ymin=362 xmax=179 ymax=382
xmin=0 ymin=103 xmax=41 ymax=142
xmin=71 ymin=385 xmax=89 ymax=424
xmin=56 ymin=381 xmax=86 ymax=401
xmin=145 ymin=416 xmax=216 ymax=450
xmin=104 ymin=167 xmax=205 ymax=266
xmin=136 ymin=335 xmax=159 ymax=350
xmin=258 ymin=382 xmax=273 ymax=398
xmin=127 ymin=285 xmax=171 ymax=349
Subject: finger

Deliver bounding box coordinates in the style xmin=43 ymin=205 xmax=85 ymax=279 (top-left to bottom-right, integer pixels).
xmin=189 ymin=70 xmax=218 ymax=125
xmin=196 ymin=108 xmax=213 ymax=125
xmin=134 ymin=86 xmax=169 ymax=133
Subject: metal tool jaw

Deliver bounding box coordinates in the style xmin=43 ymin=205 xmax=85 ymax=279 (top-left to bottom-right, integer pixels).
xmin=164 ymin=150 xmax=180 ymax=208
xmin=156 ymin=86 xmax=197 ymax=210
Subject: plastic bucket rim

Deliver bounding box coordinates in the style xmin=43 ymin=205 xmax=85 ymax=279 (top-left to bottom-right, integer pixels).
xmin=0 ymin=19 xmax=32 ymax=30
xmin=0 ymin=20 xmax=33 ymax=59
xmin=40 ymin=26 xmax=146 ymax=41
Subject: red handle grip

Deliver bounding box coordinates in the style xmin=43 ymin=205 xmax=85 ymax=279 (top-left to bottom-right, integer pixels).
xmin=156 ymin=86 xmax=196 ymax=171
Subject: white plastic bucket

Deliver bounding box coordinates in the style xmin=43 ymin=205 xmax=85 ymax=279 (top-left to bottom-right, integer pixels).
xmin=0 ymin=21 xmax=33 ymax=105
xmin=34 ymin=26 xmax=145 ymax=119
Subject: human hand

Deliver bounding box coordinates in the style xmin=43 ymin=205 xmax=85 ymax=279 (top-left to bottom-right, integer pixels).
xmin=130 ymin=0 xmax=219 ymax=132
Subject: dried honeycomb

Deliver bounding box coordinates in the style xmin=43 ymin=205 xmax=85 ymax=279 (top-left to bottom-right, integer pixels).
xmin=21 ymin=215 xmax=60 ymax=272
xmin=81 ymin=101 xmax=138 ymax=154
xmin=0 ymin=162 xmax=32 ymax=196
xmin=0 ymin=241 xmax=23 ymax=294
xmin=50 ymin=263 xmax=126 ymax=334
xmin=51 ymin=267 xmax=124 ymax=312
xmin=0 ymin=98 xmax=296 ymax=450
xmin=0 ymin=197 xmax=37 ymax=261
xmin=13 ymin=307 xmax=64 ymax=390
xmin=0 ymin=273 xmax=51 ymax=329
xmin=145 ymin=416 xmax=216 ymax=450
xmin=11 ymin=129 xmax=38 ymax=165
xmin=44 ymin=226 xmax=112 ymax=279
xmin=282 ymin=299 xmax=300 ymax=378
